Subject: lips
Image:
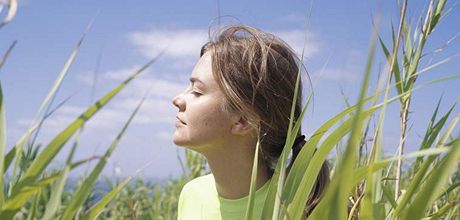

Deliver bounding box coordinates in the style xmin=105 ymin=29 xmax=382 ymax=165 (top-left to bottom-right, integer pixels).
xmin=176 ymin=116 xmax=186 ymax=125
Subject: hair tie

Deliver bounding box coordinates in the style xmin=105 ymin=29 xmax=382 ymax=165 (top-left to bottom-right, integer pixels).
xmin=292 ymin=135 xmax=306 ymax=154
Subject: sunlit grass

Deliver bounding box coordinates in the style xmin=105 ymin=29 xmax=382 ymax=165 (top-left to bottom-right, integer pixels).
xmin=1 ymin=0 xmax=459 ymax=219
xmin=248 ymin=0 xmax=460 ymax=219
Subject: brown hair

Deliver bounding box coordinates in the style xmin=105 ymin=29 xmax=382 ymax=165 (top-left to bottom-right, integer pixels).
xmin=200 ymin=25 xmax=329 ymax=217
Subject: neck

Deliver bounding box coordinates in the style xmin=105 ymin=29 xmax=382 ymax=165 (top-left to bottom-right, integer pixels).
xmin=202 ymin=139 xmax=270 ymax=200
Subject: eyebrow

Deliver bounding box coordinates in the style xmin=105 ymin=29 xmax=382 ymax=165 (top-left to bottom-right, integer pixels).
xmin=190 ymin=77 xmax=205 ymax=85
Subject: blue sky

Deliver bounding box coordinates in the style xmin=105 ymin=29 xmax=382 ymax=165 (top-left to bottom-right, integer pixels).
xmin=1 ymin=0 xmax=459 ymax=179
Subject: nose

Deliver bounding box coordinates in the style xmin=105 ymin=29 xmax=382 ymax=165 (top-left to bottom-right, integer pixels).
xmin=172 ymin=94 xmax=186 ymax=111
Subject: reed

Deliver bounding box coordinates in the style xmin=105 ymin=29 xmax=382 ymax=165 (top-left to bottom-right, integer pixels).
xmin=1 ymin=0 xmax=459 ymax=219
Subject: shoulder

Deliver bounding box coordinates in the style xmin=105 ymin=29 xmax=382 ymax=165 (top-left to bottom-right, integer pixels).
xmin=180 ymin=173 xmax=215 ymax=201
xmin=180 ymin=174 xmax=212 ymax=205
xmin=182 ymin=173 xmax=215 ymax=194
xmin=178 ymin=174 xmax=220 ymax=220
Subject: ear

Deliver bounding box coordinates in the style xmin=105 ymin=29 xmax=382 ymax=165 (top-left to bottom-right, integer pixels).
xmin=231 ymin=116 xmax=254 ymax=136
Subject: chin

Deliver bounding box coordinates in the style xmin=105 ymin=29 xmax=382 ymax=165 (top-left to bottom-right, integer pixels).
xmin=172 ymin=132 xmax=188 ymax=146
xmin=172 ymin=136 xmax=183 ymax=146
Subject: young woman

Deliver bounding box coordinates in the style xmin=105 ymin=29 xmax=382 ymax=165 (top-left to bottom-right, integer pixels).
xmin=172 ymin=25 xmax=329 ymax=219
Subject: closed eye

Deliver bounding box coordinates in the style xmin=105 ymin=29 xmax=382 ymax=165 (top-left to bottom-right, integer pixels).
xmin=191 ymin=90 xmax=202 ymax=96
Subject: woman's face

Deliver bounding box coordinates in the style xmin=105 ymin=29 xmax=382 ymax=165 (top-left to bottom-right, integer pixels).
xmin=172 ymin=52 xmax=237 ymax=151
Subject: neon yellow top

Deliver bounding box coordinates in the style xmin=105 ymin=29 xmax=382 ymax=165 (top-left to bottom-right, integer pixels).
xmin=177 ymin=173 xmax=270 ymax=220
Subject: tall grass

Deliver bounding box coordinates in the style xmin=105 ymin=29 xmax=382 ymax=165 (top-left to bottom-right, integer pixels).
xmin=1 ymin=0 xmax=459 ymax=219
xmin=0 ymin=9 xmax=162 ymax=218
xmin=248 ymin=0 xmax=460 ymax=219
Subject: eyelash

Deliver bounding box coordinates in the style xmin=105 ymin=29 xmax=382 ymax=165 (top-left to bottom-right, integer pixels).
xmin=191 ymin=90 xmax=202 ymax=96
xmin=186 ymin=84 xmax=202 ymax=96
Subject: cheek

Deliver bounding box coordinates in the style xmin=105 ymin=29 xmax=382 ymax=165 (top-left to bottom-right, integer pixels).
xmin=193 ymin=102 xmax=232 ymax=133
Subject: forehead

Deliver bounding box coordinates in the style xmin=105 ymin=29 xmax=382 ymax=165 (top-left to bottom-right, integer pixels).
xmin=190 ymin=52 xmax=218 ymax=88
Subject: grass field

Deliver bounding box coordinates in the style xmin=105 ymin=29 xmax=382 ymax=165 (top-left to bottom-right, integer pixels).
xmin=1 ymin=0 xmax=459 ymax=219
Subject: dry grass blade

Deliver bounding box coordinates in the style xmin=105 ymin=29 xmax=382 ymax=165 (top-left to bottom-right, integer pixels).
xmin=0 ymin=40 xmax=16 ymax=71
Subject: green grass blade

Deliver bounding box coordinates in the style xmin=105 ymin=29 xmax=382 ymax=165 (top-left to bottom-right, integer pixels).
xmin=434 ymin=181 xmax=460 ymax=202
xmin=416 ymin=102 xmax=455 ymax=165
xmin=381 ymin=184 xmax=397 ymax=209
xmin=41 ymin=165 xmax=71 ymax=220
xmin=424 ymin=104 xmax=455 ymax=152
xmin=35 ymin=23 xmax=90 ymax=119
xmin=378 ymin=36 xmax=403 ymax=95
xmin=401 ymin=137 xmax=460 ymax=219
xmin=261 ymin=95 xmax=313 ymax=220
xmin=272 ymin=67 xmax=302 ymax=220
xmin=10 ymin=29 xmax=89 ymax=184
xmin=26 ymin=192 xmax=40 ymax=220
xmin=4 ymin=118 xmax=44 ymax=173
xmin=419 ymin=96 xmax=444 ymax=150
xmin=360 ymin=110 xmax=384 ymax=219
xmin=41 ymin=142 xmax=78 ymax=220
xmin=0 ymin=172 xmax=60 ymax=218
xmin=3 ymin=147 xmax=15 ymax=174
xmin=282 ymin=96 xmax=315 ymax=201
xmin=70 ymin=156 xmax=100 ymax=169
xmin=82 ymin=177 xmax=132 ymax=220
xmin=60 ymin=95 xmax=146 ymax=220
xmin=276 ymin=72 xmax=460 ymax=219
xmin=292 ymin=85 xmax=442 ymax=217
xmin=11 ymin=55 xmax=158 ymax=196
xmin=402 ymin=20 xmax=412 ymax=64
xmin=260 ymin=63 xmax=306 ymax=220
xmin=268 ymin=73 xmax=460 ymax=219
xmin=362 ymin=5 xmax=407 ymax=215
xmin=426 ymin=201 xmax=455 ymax=220
xmin=4 ymin=122 xmax=39 ymax=199
xmin=285 ymin=90 xmax=383 ymax=209
xmin=244 ymin=140 xmax=261 ymax=220
xmin=353 ymin=146 xmax=450 ymax=183
xmin=287 ymin=116 xmax=355 ymax=219
xmin=308 ymin=23 xmax=377 ymax=220
xmin=394 ymin=114 xmax=459 ymax=217
xmin=268 ymin=82 xmax=406 ymax=219
xmin=286 ymin=144 xmax=449 ymax=220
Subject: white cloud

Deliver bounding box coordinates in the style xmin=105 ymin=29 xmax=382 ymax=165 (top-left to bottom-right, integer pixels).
xmin=128 ymin=28 xmax=321 ymax=61
xmin=103 ymin=66 xmax=144 ymax=81
xmin=279 ymin=13 xmax=306 ymax=23
xmin=129 ymin=29 xmax=208 ymax=59
xmin=75 ymin=73 xmax=94 ymax=86
xmin=27 ymin=70 xmax=185 ymax=139
xmin=123 ymin=76 xmax=185 ymax=100
xmin=314 ymin=67 xmax=358 ymax=82
xmin=273 ymin=30 xmax=319 ymax=59
xmin=77 ymin=65 xmax=186 ymax=100
xmin=311 ymin=49 xmax=366 ymax=82
xmin=112 ymin=97 xmax=177 ymax=124
xmin=76 ymin=66 xmax=146 ymax=85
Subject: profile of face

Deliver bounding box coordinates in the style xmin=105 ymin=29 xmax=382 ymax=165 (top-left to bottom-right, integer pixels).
xmin=172 ymin=52 xmax=243 ymax=152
